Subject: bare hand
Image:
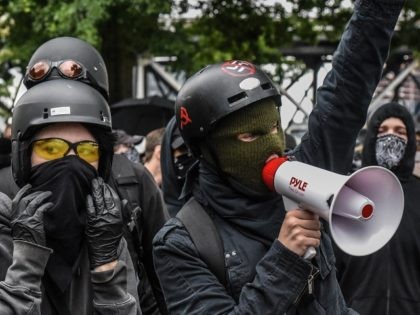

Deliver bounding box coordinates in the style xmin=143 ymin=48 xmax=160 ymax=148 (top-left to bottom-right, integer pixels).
xmin=278 ymin=209 xmax=321 ymax=257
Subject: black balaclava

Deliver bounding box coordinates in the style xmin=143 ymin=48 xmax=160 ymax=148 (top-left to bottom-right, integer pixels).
xmin=189 ymin=99 xmax=287 ymax=246
xmin=363 ymin=102 xmax=416 ymax=181
xmin=200 ymin=99 xmax=285 ymax=195
xmin=29 ymin=155 xmax=97 ymax=291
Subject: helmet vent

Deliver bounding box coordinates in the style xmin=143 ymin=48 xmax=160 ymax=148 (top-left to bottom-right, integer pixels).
xmin=43 ymin=108 xmax=49 ymax=119
xmin=228 ymin=92 xmax=247 ymax=105
xmin=261 ymin=82 xmax=273 ymax=90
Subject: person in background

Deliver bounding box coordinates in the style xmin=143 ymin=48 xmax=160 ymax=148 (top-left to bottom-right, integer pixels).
xmin=113 ymin=129 xmax=144 ymax=163
xmin=152 ymin=0 xmax=404 ymax=313
xmin=0 ymin=79 xmax=140 ymax=314
xmin=160 ymin=117 xmax=196 ymax=217
xmin=3 ymin=119 xmax=12 ymax=139
xmin=0 ymin=36 xmax=168 ymax=315
xmin=143 ymin=128 xmax=165 ymax=187
xmin=335 ymin=102 xmax=420 ymax=315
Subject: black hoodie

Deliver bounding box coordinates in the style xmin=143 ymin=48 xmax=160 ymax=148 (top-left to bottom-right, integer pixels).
xmin=335 ymin=102 xmax=420 ymax=315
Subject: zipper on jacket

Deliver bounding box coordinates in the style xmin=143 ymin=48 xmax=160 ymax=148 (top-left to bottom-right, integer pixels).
xmin=293 ymin=264 xmax=320 ymax=305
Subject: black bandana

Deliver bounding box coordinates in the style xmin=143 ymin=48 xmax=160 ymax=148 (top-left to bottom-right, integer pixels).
xmin=375 ymin=134 xmax=407 ymax=170
xmin=29 ymin=155 xmax=97 ymax=291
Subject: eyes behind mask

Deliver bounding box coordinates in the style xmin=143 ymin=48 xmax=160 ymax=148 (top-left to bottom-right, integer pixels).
xmin=375 ymin=134 xmax=407 ymax=170
xmin=204 ymin=100 xmax=285 ymax=194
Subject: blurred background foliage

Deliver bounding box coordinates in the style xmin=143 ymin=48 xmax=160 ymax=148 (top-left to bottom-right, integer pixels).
xmin=0 ymin=0 xmax=418 ymax=115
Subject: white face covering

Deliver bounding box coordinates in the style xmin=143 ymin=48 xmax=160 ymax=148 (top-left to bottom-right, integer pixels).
xmin=375 ymin=134 xmax=407 ymax=169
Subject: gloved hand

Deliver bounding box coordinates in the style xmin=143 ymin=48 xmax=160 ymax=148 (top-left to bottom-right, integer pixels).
xmin=11 ymin=184 xmax=53 ymax=247
xmin=86 ymin=177 xmax=123 ymax=268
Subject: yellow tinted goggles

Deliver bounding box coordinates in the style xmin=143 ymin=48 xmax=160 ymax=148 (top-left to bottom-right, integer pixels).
xmin=32 ymin=138 xmax=100 ymax=163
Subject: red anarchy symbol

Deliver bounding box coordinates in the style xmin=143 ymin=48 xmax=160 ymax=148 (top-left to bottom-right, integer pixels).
xmin=180 ymin=106 xmax=192 ymax=129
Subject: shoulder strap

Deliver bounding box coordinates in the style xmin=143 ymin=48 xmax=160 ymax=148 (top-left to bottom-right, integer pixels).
xmin=111 ymin=154 xmax=141 ymax=214
xmin=176 ymin=197 xmax=227 ymax=287
xmin=110 ymin=154 xmax=144 ymax=265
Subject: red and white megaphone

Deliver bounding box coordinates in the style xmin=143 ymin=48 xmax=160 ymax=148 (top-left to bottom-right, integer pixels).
xmin=262 ymin=157 xmax=404 ymax=258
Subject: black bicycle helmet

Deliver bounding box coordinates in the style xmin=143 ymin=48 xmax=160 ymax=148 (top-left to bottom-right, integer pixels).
xmin=23 ymin=36 xmax=109 ymax=99
xmin=175 ymin=60 xmax=281 ymax=156
xmin=12 ymin=80 xmax=112 ymax=186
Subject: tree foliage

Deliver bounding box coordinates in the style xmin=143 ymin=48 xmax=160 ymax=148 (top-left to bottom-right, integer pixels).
xmin=0 ymin=0 xmax=418 ymax=114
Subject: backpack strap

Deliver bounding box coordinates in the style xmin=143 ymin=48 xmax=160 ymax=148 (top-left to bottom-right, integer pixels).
xmin=176 ymin=197 xmax=227 ymax=287
xmin=110 ymin=155 xmax=144 ymax=264
xmin=111 ymin=155 xmax=140 ymax=215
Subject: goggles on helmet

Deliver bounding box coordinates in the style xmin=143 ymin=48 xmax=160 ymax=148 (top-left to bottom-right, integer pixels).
xmin=25 ymin=59 xmax=94 ymax=85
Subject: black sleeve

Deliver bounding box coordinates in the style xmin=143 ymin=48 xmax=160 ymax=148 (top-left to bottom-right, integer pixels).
xmin=293 ymin=0 xmax=404 ymax=173
xmin=133 ymin=163 xmax=169 ymax=314
xmin=0 ymin=241 xmax=52 ymax=315
xmin=0 ymin=167 xmax=19 ymax=199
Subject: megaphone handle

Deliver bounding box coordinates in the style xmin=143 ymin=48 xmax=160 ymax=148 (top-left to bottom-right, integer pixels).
xmin=283 ymin=197 xmax=317 ymax=260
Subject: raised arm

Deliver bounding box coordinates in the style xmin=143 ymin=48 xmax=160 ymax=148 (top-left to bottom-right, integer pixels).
xmin=294 ymin=0 xmax=405 ymax=173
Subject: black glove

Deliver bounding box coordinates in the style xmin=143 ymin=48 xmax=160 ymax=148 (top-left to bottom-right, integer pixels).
xmin=86 ymin=177 xmax=123 ymax=268
xmin=11 ymin=184 xmax=53 ymax=247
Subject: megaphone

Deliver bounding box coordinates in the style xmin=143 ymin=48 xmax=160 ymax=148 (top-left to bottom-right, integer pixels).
xmin=262 ymin=157 xmax=404 ymax=258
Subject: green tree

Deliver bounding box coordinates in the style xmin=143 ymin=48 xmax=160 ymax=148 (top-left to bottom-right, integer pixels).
xmin=0 ymin=0 xmax=418 ymax=115
xmin=0 ymin=0 xmax=172 ymax=106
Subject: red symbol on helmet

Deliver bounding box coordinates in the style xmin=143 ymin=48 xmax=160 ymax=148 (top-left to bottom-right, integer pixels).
xmin=179 ymin=106 xmax=192 ymax=129
xmin=221 ymin=60 xmax=256 ymax=77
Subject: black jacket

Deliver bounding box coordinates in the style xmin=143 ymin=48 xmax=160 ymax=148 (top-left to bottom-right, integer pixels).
xmin=0 ymin=155 xmax=169 ymax=315
xmin=0 ymin=190 xmax=140 ymax=314
xmin=335 ymin=102 xmax=420 ymax=315
xmin=109 ymin=154 xmax=169 ymax=315
xmin=153 ymin=1 xmax=403 ymax=314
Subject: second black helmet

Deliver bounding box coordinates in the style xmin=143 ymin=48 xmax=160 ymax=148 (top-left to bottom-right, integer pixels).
xmin=23 ymin=36 xmax=109 ymax=99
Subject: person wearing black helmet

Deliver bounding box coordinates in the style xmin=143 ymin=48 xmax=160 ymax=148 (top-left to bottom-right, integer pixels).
xmin=0 ymin=36 xmax=169 ymax=315
xmin=23 ymin=36 xmax=109 ymax=100
xmin=0 ymin=80 xmax=140 ymax=314
xmin=152 ymin=1 xmax=404 ymax=313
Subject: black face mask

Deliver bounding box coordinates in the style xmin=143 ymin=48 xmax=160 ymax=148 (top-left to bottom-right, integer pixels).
xmin=29 ymin=155 xmax=97 ymax=291
xmin=174 ymin=152 xmax=195 ymax=185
